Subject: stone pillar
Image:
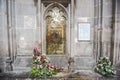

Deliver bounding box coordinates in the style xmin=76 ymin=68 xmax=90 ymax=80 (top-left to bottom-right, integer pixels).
xmin=113 ymin=0 xmax=120 ymax=65
xmin=94 ymin=0 xmax=103 ymax=61
xmin=94 ymin=0 xmax=113 ymax=62
xmin=6 ymin=0 xmax=15 ymax=71
xmin=37 ymin=0 xmax=42 ymax=50
xmin=102 ymin=0 xmax=113 ymax=61
xmin=68 ymin=0 xmax=75 ymax=72
xmin=0 ymin=0 xmax=15 ymax=72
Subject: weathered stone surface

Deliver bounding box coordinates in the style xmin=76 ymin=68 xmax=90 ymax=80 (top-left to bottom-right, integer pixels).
xmin=0 ymin=57 xmax=6 ymax=73
xmin=0 ymin=70 xmax=120 ymax=80
xmin=13 ymin=57 xmax=32 ymax=67
xmin=74 ymin=57 xmax=96 ymax=70
xmin=0 ymin=71 xmax=30 ymax=78
xmin=48 ymin=56 xmax=68 ymax=69
xmin=0 ymin=0 xmax=120 ymax=79
xmin=113 ymin=63 xmax=120 ymax=76
xmin=13 ymin=56 xmax=32 ymax=72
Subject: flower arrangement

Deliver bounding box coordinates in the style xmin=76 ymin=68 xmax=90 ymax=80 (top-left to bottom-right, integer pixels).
xmin=95 ymin=56 xmax=116 ymax=76
xmin=30 ymin=47 xmax=63 ymax=78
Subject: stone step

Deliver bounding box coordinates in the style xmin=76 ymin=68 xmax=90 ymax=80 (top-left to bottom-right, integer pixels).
xmin=13 ymin=67 xmax=31 ymax=73
xmin=13 ymin=67 xmax=31 ymax=70
xmin=113 ymin=63 xmax=120 ymax=76
xmin=12 ymin=56 xmax=32 ymax=72
xmin=74 ymin=56 xmax=96 ymax=70
xmin=13 ymin=56 xmax=32 ymax=67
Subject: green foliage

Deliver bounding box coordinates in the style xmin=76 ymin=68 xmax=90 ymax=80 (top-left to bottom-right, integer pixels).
xmin=30 ymin=47 xmax=63 ymax=78
xmin=31 ymin=68 xmax=40 ymax=77
xmin=95 ymin=56 xmax=116 ymax=76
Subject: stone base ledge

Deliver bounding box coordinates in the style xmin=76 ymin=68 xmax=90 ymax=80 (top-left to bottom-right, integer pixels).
xmin=0 ymin=70 xmax=119 ymax=79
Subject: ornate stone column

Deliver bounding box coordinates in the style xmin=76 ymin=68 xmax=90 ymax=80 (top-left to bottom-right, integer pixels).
xmin=69 ymin=0 xmax=75 ymax=72
xmin=94 ymin=0 xmax=103 ymax=62
xmin=6 ymin=0 xmax=16 ymax=72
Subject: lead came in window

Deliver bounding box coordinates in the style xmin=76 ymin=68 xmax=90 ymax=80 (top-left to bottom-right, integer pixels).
xmin=46 ymin=6 xmax=66 ymax=55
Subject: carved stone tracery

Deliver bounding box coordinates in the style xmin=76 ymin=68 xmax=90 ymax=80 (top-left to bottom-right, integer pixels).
xmin=41 ymin=0 xmax=71 ymax=7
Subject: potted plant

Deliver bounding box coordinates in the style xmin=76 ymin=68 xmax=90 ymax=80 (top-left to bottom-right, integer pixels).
xmin=95 ymin=56 xmax=116 ymax=76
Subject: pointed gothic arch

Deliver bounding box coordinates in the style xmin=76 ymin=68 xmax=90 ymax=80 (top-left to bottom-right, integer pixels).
xmin=44 ymin=2 xmax=68 ymax=19
xmin=44 ymin=3 xmax=68 ymax=55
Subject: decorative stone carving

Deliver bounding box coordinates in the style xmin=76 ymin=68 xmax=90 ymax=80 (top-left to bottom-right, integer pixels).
xmin=6 ymin=57 xmax=13 ymax=71
xmin=41 ymin=0 xmax=71 ymax=7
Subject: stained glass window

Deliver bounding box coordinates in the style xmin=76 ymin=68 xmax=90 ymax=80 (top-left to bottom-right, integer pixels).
xmin=46 ymin=6 xmax=66 ymax=55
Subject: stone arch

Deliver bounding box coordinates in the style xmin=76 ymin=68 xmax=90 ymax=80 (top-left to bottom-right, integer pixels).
xmin=43 ymin=2 xmax=68 ymax=20
xmin=43 ymin=2 xmax=68 ymax=55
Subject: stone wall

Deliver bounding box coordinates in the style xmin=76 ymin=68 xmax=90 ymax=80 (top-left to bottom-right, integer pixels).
xmin=15 ymin=0 xmax=37 ymax=56
xmin=94 ymin=0 xmax=114 ymax=62
xmin=12 ymin=0 xmax=96 ymax=71
xmin=0 ymin=0 xmax=119 ymax=73
xmin=93 ymin=0 xmax=120 ymax=66
xmin=13 ymin=0 xmax=38 ymax=71
xmin=74 ymin=0 xmax=95 ymax=70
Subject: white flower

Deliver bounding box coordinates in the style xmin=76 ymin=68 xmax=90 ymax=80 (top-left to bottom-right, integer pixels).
xmin=108 ymin=62 xmax=111 ymax=65
xmin=98 ymin=64 xmax=103 ymax=67
xmin=108 ymin=69 xmax=112 ymax=72
xmin=42 ymin=53 xmax=46 ymax=56
xmin=102 ymin=72 xmax=105 ymax=75
xmin=112 ymin=71 xmax=116 ymax=74
xmin=37 ymin=56 xmax=41 ymax=61
xmin=96 ymin=68 xmax=99 ymax=71
xmin=101 ymin=66 xmax=104 ymax=69
xmin=105 ymin=56 xmax=109 ymax=59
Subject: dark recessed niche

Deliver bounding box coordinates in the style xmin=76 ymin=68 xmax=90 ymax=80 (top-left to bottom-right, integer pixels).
xmin=41 ymin=0 xmax=71 ymax=7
